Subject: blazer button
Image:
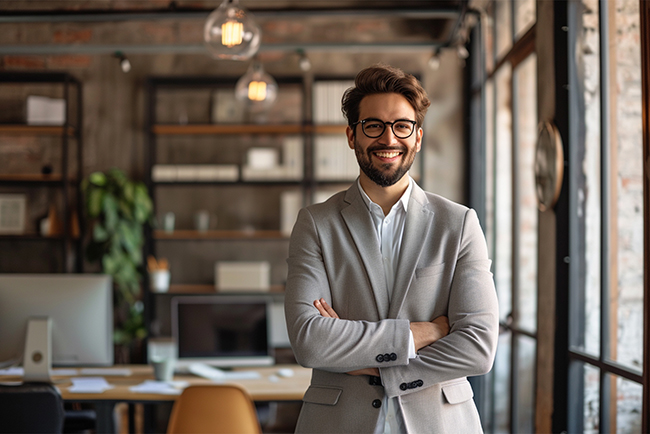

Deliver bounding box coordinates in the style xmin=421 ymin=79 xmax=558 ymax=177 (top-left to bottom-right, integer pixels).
xmin=416 ymin=380 xmax=424 ymax=387
xmin=390 ymin=353 xmax=397 ymax=361
xmin=376 ymin=354 xmax=385 ymax=363
xmin=372 ymin=399 xmax=382 ymax=408
xmin=400 ymin=383 xmax=408 ymax=391
xmin=383 ymin=353 xmax=391 ymax=362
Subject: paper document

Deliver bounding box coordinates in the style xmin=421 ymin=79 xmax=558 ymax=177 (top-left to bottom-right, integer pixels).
xmin=130 ymin=380 xmax=188 ymax=395
xmin=68 ymin=377 xmax=114 ymax=393
xmin=0 ymin=367 xmax=24 ymax=376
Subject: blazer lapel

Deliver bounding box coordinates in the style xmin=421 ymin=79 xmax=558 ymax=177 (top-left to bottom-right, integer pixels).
xmin=341 ymin=184 xmax=390 ymax=318
xmin=388 ymin=184 xmax=434 ymax=318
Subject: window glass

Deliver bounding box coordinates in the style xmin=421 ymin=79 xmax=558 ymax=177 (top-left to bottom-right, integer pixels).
xmin=581 ymin=0 xmax=602 ymax=357
xmin=583 ymin=363 xmax=600 ymax=433
xmin=614 ymin=375 xmax=643 ymax=432
xmin=611 ymin=0 xmax=644 ymax=373
xmin=514 ymin=0 xmax=536 ymax=40
xmin=514 ymin=54 xmax=538 ymax=334
xmin=485 ymin=1 xmax=496 ymax=73
xmin=495 ymin=0 xmax=513 ymax=61
xmin=494 ymin=65 xmax=513 ymax=324
xmin=485 ymin=79 xmax=495 ymax=261
xmin=494 ymin=331 xmax=512 ymax=433
xmin=515 ymin=334 xmax=536 ymax=433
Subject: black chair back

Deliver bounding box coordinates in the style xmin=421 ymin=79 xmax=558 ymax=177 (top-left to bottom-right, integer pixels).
xmin=0 ymin=382 xmax=64 ymax=433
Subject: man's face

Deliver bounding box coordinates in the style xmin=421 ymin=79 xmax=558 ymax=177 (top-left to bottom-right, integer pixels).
xmin=346 ymin=93 xmax=422 ymax=188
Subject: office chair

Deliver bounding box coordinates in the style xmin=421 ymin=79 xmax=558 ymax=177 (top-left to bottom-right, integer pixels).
xmin=166 ymin=384 xmax=262 ymax=434
xmin=0 ymin=382 xmax=65 ymax=433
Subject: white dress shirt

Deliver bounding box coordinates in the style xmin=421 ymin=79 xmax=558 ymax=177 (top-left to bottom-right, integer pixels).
xmin=358 ymin=177 xmax=417 ymax=434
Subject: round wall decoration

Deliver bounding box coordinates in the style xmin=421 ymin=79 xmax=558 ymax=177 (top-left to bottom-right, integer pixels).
xmin=534 ymin=120 xmax=564 ymax=212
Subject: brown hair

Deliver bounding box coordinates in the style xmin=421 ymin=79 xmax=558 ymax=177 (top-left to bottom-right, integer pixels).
xmin=341 ymin=64 xmax=431 ymax=130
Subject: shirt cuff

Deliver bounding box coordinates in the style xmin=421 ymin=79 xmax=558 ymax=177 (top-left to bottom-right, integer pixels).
xmin=408 ymin=330 xmax=416 ymax=359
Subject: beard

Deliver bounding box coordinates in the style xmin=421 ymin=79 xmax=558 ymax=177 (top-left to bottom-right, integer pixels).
xmin=353 ymin=138 xmax=417 ymax=187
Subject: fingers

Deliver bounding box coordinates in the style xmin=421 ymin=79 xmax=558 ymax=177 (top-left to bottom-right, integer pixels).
xmin=314 ymin=298 xmax=340 ymax=319
xmin=314 ymin=299 xmax=330 ymax=317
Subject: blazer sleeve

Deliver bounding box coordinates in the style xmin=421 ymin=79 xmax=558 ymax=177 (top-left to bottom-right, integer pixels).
xmin=284 ymin=207 xmax=412 ymax=373
xmin=379 ymin=208 xmax=500 ymax=398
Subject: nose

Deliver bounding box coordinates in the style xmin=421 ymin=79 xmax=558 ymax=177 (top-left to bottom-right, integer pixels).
xmin=380 ymin=123 xmax=399 ymax=143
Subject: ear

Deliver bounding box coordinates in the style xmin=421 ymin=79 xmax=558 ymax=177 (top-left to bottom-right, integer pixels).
xmin=415 ymin=128 xmax=423 ymax=153
xmin=346 ymin=125 xmax=355 ymax=150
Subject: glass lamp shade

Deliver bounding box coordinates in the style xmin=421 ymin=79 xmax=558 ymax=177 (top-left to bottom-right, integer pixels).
xmin=235 ymin=62 xmax=278 ymax=110
xmin=204 ymin=0 xmax=261 ymax=61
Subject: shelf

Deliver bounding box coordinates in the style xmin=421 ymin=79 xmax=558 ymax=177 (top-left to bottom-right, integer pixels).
xmin=0 ymin=72 xmax=84 ymax=273
xmin=153 ymin=229 xmax=288 ymax=240
xmin=307 ymin=124 xmax=348 ymax=134
xmin=0 ymin=174 xmax=77 ymax=185
xmin=0 ymin=233 xmax=73 ymax=240
xmin=152 ymin=124 xmax=304 ymax=135
xmin=156 ymin=284 xmax=285 ymax=294
xmin=0 ymin=125 xmax=76 ymax=135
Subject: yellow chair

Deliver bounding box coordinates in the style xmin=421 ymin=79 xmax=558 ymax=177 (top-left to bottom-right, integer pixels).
xmin=167 ymin=384 xmax=262 ymax=434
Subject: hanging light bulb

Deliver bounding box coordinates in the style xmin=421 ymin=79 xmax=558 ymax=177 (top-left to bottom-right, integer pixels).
xmin=235 ymin=60 xmax=278 ymax=111
xmin=297 ymin=49 xmax=312 ymax=72
xmin=204 ymin=0 xmax=261 ymax=61
xmin=113 ymin=51 xmax=131 ymax=73
xmin=428 ymin=50 xmax=441 ymax=71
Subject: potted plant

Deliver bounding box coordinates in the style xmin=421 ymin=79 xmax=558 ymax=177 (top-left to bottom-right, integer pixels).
xmin=82 ymin=168 xmax=154 ymax=363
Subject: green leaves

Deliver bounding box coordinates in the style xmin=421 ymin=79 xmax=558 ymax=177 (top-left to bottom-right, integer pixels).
xmin=82 ymin=167 xmax=153 ymax=347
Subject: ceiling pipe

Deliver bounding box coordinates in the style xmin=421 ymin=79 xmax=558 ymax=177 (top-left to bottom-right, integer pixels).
xmin=0 ymin=8 xmax=462 ymax=24
xmin=0 ymin=41 xmax=444 ymax=56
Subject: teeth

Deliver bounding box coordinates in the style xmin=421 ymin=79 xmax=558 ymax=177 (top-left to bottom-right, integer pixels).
xmin=375 ymin=151 xmax=401 ymax=158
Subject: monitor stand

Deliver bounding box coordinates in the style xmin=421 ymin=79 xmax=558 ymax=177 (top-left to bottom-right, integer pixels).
xmin=23 ymin=317 xmax=53 ymax=383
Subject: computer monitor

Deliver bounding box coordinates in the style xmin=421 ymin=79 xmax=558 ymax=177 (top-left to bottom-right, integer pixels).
xmin=171 ymin=295 xmax=274 ymax=369
xmin=0 ymin=274 xmax=113 ymax=382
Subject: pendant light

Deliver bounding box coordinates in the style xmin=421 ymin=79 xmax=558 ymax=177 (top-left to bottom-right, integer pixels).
xmin=204 ymin=0 xmax=261 ymax=61
xmin=235 ymin=60 xmax=278 ymax=110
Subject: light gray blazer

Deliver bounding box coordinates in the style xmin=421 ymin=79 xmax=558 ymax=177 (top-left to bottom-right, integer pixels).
xmin=284 ymin=180 xmax=499 ymax=433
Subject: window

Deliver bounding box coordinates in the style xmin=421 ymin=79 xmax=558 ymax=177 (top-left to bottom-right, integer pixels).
xmin=568 ymin=0 xmax=645 ymax=431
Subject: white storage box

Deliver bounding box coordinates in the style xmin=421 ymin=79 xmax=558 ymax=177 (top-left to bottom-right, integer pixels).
xmin=26 ymin=96 xmax=66 ymax=125
xmin=215 ymin=261 xmax=271 ymax=291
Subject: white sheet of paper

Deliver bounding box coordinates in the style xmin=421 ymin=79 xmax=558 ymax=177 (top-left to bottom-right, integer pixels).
xmin=129 ymin=380 xmax=188 ymax=395
xmin=68 ymin=377 xmax=114 ymax=393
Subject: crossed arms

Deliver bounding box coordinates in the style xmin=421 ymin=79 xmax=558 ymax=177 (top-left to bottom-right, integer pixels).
xmin=313 ymin=298 xmax=450 ymax=377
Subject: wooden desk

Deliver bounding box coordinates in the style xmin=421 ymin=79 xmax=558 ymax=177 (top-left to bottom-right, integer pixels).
xmin=1 ymin=364 xmax=311 ymax=433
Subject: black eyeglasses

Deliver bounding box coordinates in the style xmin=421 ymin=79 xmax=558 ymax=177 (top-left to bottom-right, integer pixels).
xmin=351 ymin=118 xmax=417 ymax=139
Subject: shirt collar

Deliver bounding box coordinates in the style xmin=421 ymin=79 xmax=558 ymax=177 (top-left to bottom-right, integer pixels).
xmin=357 ymin=176 xmax=413 ymax=214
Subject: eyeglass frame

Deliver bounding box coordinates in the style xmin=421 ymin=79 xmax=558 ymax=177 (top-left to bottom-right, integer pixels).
xmin=350 ymin=118 xmax=418 ymax=139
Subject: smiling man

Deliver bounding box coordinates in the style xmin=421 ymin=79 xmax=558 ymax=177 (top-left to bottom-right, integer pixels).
xmin=284 ymin=64 xmax=499 ymax=433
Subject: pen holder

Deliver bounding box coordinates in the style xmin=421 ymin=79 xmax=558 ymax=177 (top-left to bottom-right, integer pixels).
xmin=149 ymin=269 xmax=170 ymax=293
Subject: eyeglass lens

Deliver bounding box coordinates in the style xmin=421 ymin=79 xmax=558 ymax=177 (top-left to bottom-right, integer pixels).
xmin=362 ymin=119 xmax=415 ymax=139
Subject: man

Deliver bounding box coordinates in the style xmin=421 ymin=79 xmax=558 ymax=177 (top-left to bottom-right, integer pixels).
xmin=284 ymin=64 xmax=499 ymax=433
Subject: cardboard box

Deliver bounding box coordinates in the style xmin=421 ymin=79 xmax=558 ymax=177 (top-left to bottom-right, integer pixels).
xmin=215 ymin=261 xmax=270 ymax=291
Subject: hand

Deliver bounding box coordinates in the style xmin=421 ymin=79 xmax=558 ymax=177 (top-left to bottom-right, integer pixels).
xmin=410 ymin=316 xmax=450 ymax=352
xmin=313 ymin=299 xmax=379 ymax=377
xmin=314 ymin=298 xmax=339 ymax=318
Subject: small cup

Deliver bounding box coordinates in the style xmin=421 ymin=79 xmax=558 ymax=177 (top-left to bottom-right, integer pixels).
xmin=150 ymin=269 xmax=170 ymax=293
xmin=163 ymin=212 xmax=175 ymax=233
xmin=194 ymin=210 xmax=210 ymax=232
xmin=151 ymin=357 xmax=175 ymax=382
